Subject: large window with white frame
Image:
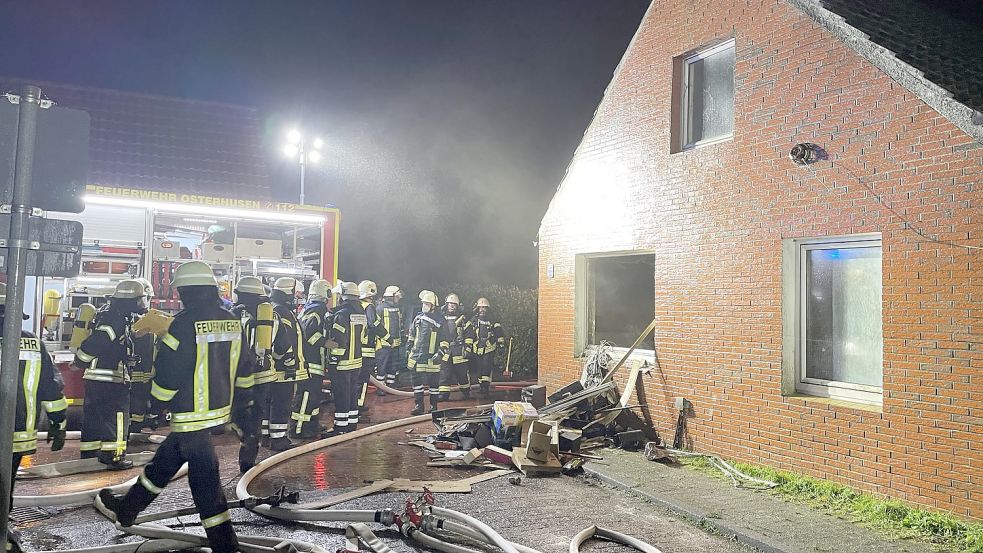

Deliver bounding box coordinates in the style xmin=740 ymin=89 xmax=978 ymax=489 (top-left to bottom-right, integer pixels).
xmin=791 ymin=235 xmax=883 ymax=405
xmin=676 ymin=38 xmax=735 ymax=150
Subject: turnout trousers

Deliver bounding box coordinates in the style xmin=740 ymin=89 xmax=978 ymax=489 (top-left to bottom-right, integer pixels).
xmin=6 ymin=453 xmax=25 ymax=551
xmin=471 ymin=353 xmax=496 ymax=391
xmin=353 ymin=358 xmax=373 ymax=424
xmin=376 ymin=346 xmax=397 ymax=387
xmin=114 ymin=429 xmax=238 ymax=553
xmin=80 ymin=380 xmax=130 ymax=460
xmin=412 ymin=368 xmax=440 ymax=412
xmin=331 ymin=368 xmax=356 ymax=433
xmin=129 ymin=380 xmax=160 ymax=430
xmin=291 ymin=373 xmax=324 ymax=437
xmin=266 ymin=381 xmax=297 ymax=442
xmin=438 ymin=360 xmax=471 ymax=396
xmin=236 ymin=382 xmax=269 ymax=473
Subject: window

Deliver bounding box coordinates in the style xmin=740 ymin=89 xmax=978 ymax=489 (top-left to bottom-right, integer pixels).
xmin=784 ymin=235 xmax=883 ymax=405
xmin=576 ymin=253 xmax=655 ymax=352
xmin=675 ymin=39 xmax=735 ymax=150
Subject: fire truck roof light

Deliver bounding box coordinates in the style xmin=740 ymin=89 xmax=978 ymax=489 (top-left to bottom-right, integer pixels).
xmin=83 ymin=195 xmax=327 ymax=224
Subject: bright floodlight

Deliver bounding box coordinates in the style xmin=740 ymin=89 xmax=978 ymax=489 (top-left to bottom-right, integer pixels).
xmin=283 ymin=144 xmax=299 ymax=158
xmin=313 ymin=137 xmax=324 ymax=150
xmin=287 ymin=129 xmax=302 ymax=144
xmin=308 ymin=150 xmax=322 ymax=163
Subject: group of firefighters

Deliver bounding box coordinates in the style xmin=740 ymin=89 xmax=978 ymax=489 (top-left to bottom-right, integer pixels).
xmin=5 ymin=261 xmax=508 ymax=553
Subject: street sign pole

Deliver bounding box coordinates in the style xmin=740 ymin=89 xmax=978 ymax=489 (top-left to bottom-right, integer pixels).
xmin=0 ymin=84 xmax=41 ymax=547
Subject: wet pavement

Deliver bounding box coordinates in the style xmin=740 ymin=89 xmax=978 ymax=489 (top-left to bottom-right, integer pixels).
xmin=13 ymin=386 xmax=749 ymax=553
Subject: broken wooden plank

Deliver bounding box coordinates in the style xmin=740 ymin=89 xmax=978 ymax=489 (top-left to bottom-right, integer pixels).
xmin=385 ymin=479 xmax=473 ymax=493
xmin=293 ymin=479 xmax=395 ymax=510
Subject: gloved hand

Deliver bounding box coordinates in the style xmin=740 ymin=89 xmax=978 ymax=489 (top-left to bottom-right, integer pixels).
xmin=47 ymin=421 xmax=67 ymax=452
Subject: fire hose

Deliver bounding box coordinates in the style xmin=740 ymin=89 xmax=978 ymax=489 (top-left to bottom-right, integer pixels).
xmin=369 ymin=376 xmax=538 ymax=397
xmin=17 ymin=413 xmax=665 ymax=553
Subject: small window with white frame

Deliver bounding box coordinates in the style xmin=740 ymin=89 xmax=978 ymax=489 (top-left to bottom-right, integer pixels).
xmin=675 ymin=38 xmax=735 ymax=150
xmin=789 ymin=234 xmax=884 ymax=405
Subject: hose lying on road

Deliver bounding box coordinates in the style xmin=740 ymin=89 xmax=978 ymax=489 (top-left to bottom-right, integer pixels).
xmin=21 ymin=412 xmax=668 ymax=553
xmin=668 ymin=448 xmax=778 ymax=489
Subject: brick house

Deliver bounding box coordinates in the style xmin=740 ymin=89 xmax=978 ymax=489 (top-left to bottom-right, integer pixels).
xmin=537 ymin=0 xmax=982 ymax=520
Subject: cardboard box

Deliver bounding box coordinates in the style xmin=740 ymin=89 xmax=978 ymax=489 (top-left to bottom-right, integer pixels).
xmin=492 ymin=401 xmax=539 ymax=433
xmin=525 ymin=420 xmax=553 ymax=462
xmin=511 ymin=447 xmax=562 ymax=476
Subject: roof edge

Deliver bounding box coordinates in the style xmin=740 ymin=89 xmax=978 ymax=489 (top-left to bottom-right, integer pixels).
xmin=538 ymin=1 xmax=656 ymax=234
xmin=786 ymin=0 xmax=983 ymax=144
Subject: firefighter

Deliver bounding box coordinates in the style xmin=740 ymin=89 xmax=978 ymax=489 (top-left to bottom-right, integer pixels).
xmin=356 ymin=280 xmax=387 ymax=424
xmin=325 ymin=282 xmax=366 ymax=434
xmin=375 ymin=285 xmax=403 ymax=395
xmin=267 ymin=277 xmax=308 ymax=451
xmin=437 ymin=293 xmax=472 ymax=401
xmin=467 ymin=297 xmax=506 ymax=396
xmin=75 ymin=279 xmax=146 ymax=469
xmin=407 ymin=290 xmax=444 ymax=415
xmin=129 ymin=277 xmax=158 ymax=432
xmin=1 ymin=283 xmax=68 ymax=553
xmin=294 ymin=279 xmax=332 ymax=439
xmin=230 ymin=276 xmax=278 ymax=473
xmin=99 ymin=261 xmax=253 ymax=553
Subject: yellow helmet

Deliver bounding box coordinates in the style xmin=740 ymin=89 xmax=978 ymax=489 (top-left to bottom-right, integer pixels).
xmin=308 ymin=279 xmax=331 ymax=301
xmin=419 ymin=290 xmax=438 ymax=305
xmin=383 ymin=285 xmax=401 ymax=297
xmin=273 ymin=277 xmax=297 ymax=295
xmin=476 ymin=297 xmax=490 ymax=308
xmin=445 ymin=293 xmax=460 ymax=305
xmin=358 ymin=280 xmax=378 ymax=299
xmin=113 ymin=279 xmax=146 ymax=299
xmin=172 ymin=261 xmax=217 ymax=288
xmin=235 ymin=276 xmax=265 ymax=295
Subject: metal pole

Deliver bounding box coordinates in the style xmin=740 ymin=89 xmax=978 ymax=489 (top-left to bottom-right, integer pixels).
xmin=299 ymin=140 xmax=306 ymax=206
xmin=0 ymin=84 xmax=41 ymax=546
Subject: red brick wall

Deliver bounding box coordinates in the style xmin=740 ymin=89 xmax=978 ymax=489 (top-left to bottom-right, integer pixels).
xmin=538 ymin=0 xmax=982 ymax=520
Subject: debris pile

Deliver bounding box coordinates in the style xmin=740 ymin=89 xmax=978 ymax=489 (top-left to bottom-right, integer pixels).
xmin=411 ymin=372 xmax=663 ymax=477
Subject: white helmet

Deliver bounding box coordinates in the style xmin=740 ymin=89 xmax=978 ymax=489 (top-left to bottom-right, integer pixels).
xmin=135 ymin=277 xmax=155 ymax=298
xmin=341 ymin=281 xmax=360 ymax=299
xmin=476 ymin=297 xmax=490 ymax=308
xmin=383 ymin=285 xmax=401 ymax=297
xmin=308 ymin=279 xmax=331 ymax=301
xmin=419 ymin=290 xmax=438 ymax=305
xmin=445 ymin=293 xmax=460 ymax=305
xmin=172 ymin=261 xmax=217 ymax=288
xmin=235 ymin=276 xmax=266 ymax=295
xmin=113 ymin=279 xmax=146 ymax=299
xmin=274 ymin=277 xmax=297 ymax=295
xmin=358 ymin=280 xmax=377 ymax=299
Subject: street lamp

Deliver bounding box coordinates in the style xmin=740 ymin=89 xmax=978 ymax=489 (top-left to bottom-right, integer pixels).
xmin=282 ymin=129 xmax=323 ymax=205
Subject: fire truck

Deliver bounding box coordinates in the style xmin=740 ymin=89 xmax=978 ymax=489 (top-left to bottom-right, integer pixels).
xmin=25 ymin=185 xmax=340 ymax=416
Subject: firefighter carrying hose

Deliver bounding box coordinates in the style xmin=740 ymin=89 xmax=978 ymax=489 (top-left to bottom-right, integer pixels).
xmin=99 ymin=261 xmax=254 ymax=553
xmin=325 ymin=281 xmax=366 ymax=434
xmin=230 ymin=276 xmax=278 ymax=473
xmin=75 ymin=279 xmax=147 ymax=469
xmin=376 ymin=285 xmax=403 ymax=394
xmin=467 ymin=297 xmax=506 ymax=396
xmin=437 ymin=293 xmax=473 ymax=401
xmin=407 ymin=290 xmax=444 ymax=415
xmin=1 ymin=283 xmax=68 ymax=553
xmin=129 ymin=278 xmax=158 ymax=432
xmin=295 ymin=279 xmax=332 ymax=439
xmin=267 ymin=277 xmax=309 ymax=451
xmin=357 ymin=280 xmax=387 ymax=424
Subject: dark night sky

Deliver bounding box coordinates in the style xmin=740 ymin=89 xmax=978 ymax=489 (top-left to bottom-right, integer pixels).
xmin=1 ymin=1 xmax=649 ymax=289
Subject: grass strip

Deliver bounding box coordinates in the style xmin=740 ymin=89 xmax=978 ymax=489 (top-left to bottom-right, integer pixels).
xmin=681 ymin=456 xmax=983 ymax=553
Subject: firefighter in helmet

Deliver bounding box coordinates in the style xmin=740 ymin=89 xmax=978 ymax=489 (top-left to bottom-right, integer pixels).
xmin=407 ymin=290 xmax=444 ymax=415
xmin=267 ymin=277 xmax=309 ymax=451
xmin=129 ymin=277 xmax=159 ymax=432
xmin=230 ymin=276 xmax=278 ymax=473
xmin=325 ymin=281 xmax=367 ymax=434
xmin=1 ymin=283 xmax=68 ymax=553
xmin=437 ymin=293 xmax=473 ymax=400
xmin=356 ymin=280 xmax=388 ymax=423
xmin=75 ymin=279 xmax=147 ymax=469
xmin=294 ymin=279 xmax=332 ymax=439
xmin=467 ymin=297 xmax=506 ymax=396
xmin=376 ymin=285 xmax=403 ymax=394
xmin=99 ymin=261 xmax=253 ymax=553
